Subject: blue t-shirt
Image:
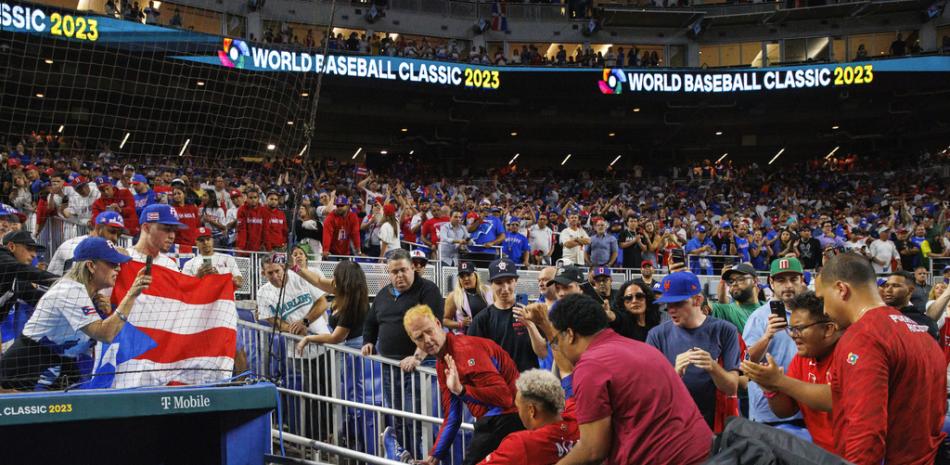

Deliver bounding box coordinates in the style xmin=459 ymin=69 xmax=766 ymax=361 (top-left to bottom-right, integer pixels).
xmin=685 ymin=237 xmax=715 ymax=269
xmin=133 ymin=190 xmax=157 ymax=217
xmin=735 ymin=236 xmax=750 ymax=262
xmin=471 ymin=216 xmax=504 ymax=246
xmin=502 ymin=232 xmax=529 ymax=263
xmin=741 ymin=301 xmax=802 ymax=423
xmin=646 ymin=316 xmax=740 ymax=426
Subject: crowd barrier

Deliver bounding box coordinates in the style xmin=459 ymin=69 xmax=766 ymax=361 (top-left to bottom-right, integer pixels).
xmin=238 ymin=319 xmax=475 ymax=464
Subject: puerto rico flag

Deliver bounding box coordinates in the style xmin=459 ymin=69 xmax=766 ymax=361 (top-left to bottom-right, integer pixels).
xmin=491 ymin=1 xmax=508 ymax=31
xmin=84 ymin=260 xmax=236 ymax=389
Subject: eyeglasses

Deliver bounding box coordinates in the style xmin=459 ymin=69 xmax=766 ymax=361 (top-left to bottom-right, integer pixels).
xmin=726 ymin=277 xmax=752 ymax=286
xmin=624 ymin=293 xmax=647 ymax=302
xmin=785 ymin=320 xmax=832 ymax=337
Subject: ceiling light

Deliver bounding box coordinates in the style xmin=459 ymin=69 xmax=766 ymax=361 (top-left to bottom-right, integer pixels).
xmin=44 ymin=59 xmax=54 ymax=64
xmin=608 ymin=132 xmax=616 ymax=137
xmin=301 ymin=92 xmax=309 ymax=97
xmin=266 ymin=143 xmax=276 ymax=151
xmin=510 ymin=132 xmax=518 ymax=137
xmin=401 ymin=128 xmax=408 ymax=132
xmin=380 ymin=150 xmax=388 ymax=155
xmin=715 ymin=131 xmax=723 ymax=136
xmin=768 ymin=147 xmax=785 ymax=165
xmin=561 ymin=154 xmax=572 ymax=166
xmin=35 ymin=93 xmax=44 ymax=98
xmin=632 ymin=108 xmax=640 ymax=113
xmin=352 ymin=147 xmax=362 ymax=159
xmin=197 ymin=81 xmax=205 ymax=86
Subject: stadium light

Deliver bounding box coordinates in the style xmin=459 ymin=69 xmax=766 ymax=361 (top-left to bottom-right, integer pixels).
xmin=298 ymin=144 xmax=308 ymax=157
xmin=608 ymin=132 xmax=616 ymax=137
xmin=831 ymin=125 xmax=839 ymax=130
xmin=401 ymin=128 xmax=408 ymax=132
xmin=768 ymin=147 xmax=785 ymax=165
xmin=44 ymin=59 xmax=53 ymax=64
xmin=409 ymin=150 xmax=415 ymax=155
xmin=380 ymin=150 xmax=388 ymax=155
xmin=35 ymin=93 xmax=44 ymax=98
xmin=57 ymin=125 xmax=64 ymax=133
xmin=509 ymin=153 xmax=520 ymax=165
xmin=119 ymin=132 xmax=131 ymax=149
xmin=287 ymin=121 xmax=294 ymax=125
xmin=178 ymin=138 xmax=190 ymax=157
xmin=825 ymin=146 xmax=840 ymax=160
xmin=716 ymin=152 xmax=728 ymax=163
xmin=632 ymin=108 xmax=640 ymax=113
xmin=301 ymin=92 xmax=309 ymax=97
xmin=352 ymin=147 xmax=362 ymax=159
xmin=715 ymin=131 xmax=723 ymax=136
xmin=561 ymin=154 xmax=572 ymax=166
xmin=196 ymin=81 xmax=205 ymax=87
xmin=609 ymin=155 xmax=622 ymax=167
xmin=266 ymin=143 xmax=276 ymax=151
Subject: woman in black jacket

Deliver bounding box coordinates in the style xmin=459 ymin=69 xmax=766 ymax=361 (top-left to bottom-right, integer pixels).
xmin=609 ymin=280 xmax=662 ymax=342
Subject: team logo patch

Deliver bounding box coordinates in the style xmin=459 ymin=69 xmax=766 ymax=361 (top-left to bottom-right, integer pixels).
xmin=81 ymin=306 xmax=97 ymax=316
xmin=664 ymin=280 xmax=671 ymax=291
xmin=779 ymin=259 xmax=790 ymax=270
xmin=468 ymin=358 xmax=475 ymax=366
xmin=846 ymin=352 xmax=859 ymax=365
xmin=497 ymin=261 xmax=507 ymax=271
xmin=147 ymin=212 xmax=160 ymax=221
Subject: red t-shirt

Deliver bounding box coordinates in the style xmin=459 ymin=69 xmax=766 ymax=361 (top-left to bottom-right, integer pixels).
xmin=172 ymin=203 xmax=200 ymax=246
xmin=786 ymin=352 xmax=835 ymax=452
xmin=422 ymin=216 xmax=450 ymax=246
xmin=477 ymin=401 xmax=579 ymax=465
xmin=572 ymin=329 xmax=711 ymax=465
xmin=831 ymin=306 xmax=947 ymax=465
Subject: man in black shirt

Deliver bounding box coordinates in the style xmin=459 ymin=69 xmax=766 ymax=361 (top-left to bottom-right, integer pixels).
xmin=796 ymin=227 xmax=822 ymax=270
xmin=361 ymin=248 xmax=444 ymax=457
xmin=581 ymin=266 xmax=614 ymax=307
xmin=468 ymin=258 xmax=547 ymax=372
xmin=618 ymin=216 xmax=644 ymax=269
xmin=881 ymin=271 xmax=938 ymax=340
xmin=633 ymin=260 xmax=657 ymax=288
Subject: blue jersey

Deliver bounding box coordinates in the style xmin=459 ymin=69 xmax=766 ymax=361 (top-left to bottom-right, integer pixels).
xmin=501 ymin=233 xmax=529 ymax=263
xmin=735 ymin=236 xmax=750 ymax=262
xmin=133 ymin=189 xmax=156 ymax=217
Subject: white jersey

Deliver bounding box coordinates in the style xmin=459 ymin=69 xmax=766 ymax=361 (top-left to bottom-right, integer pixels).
xmin=129 ymin=247 xmax=179 ymax=271
xmin=181 ymin=252 xmax=243 ymax=280
xmin=257 ymin=270 xmax=329 ymax=332
xmin=560 ymin=227 xmax=589 ymax=266
xmin=48 ymin=234 xmax=89 ymax=275
xmin=22 ymin=278 xmax=100 ymax=357
xmin=63 ymin=185 xmax=100 ymax=222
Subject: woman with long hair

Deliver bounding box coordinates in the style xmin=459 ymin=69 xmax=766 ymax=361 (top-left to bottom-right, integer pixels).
xmin=443 ymin=261 xmax=492 ymax=334
xmin=641 ymin=221 xmax=661 ymax=265
xmin=378 ymin=203 xmax=401 ymax=258
xmin=0 ymin=237 xmax=150 ymax=390
xmin=609 ymin=280 xmax=661 ymax=342
xmin=773 ymin=229 xmax=798 ymax=258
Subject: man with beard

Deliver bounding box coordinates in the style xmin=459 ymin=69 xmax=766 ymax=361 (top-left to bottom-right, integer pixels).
xmin=236 ymin=188 xmax=269 ymax=253
xmin=633 ymin=260 xmax=657 ymax=288
xmin=880 ymin=271 xmax=938 ymax=340
xmin=618 ymin=216 xmax=645 ymax=270
xmin=263 ymin=190 xmax=288 ymax=251
xmin=742 ymin=258 xmax=807 ymax=427
xmin=713 ymin=263 xmax=760 ymax=333
xmin=581 ymin=266 xmax=613 ymax=308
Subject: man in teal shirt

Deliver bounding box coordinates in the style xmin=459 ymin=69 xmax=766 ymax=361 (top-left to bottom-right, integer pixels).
xmin=712 ymin=262 xmax=761 ymax=333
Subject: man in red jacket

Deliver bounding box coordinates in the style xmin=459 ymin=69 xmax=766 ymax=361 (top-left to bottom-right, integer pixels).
xmin=91 ymin=178 xmax=139 ymax=236
xmin=170 ymin=187 xmax=200 ymax=246
xmin=264 ymin=190 xmax=288 ymax=251
xmin=236 ymin=188 xmax=268 ymax=252
xmin=403 ymin=304 xmax=524 ymax=465
xmin=322 ymin=195 xmax=361 ymax=258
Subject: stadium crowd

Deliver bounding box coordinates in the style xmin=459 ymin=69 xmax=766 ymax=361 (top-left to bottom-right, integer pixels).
xmin=0 ymin=131 xmax=949 ymax=464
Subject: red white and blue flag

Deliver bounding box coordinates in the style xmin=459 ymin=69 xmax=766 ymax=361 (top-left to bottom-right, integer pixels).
xmin=491 ymin=1 xmax=508 ymax=32
xmin=85 ymin=260 xmax=236 ymax=388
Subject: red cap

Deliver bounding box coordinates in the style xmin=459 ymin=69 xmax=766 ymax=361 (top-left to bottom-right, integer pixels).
xmin=25 ymin=164 xmax=38 ymax=172
xmin=466 ymin=212 xmax=479 ymax=220
xmin=71 ymin=176 xmax=90 ymax=187
xmin=641 ymin=260 xmax=654 ymax=268
xmin=7 ymin=158 xmax=20 ymax=167
xmin=383 ymin=203 xmax=396 ymax=216
xmin=196 ymin=227 xmax=212 ymax=238
xmin=229 ymin=189 xmax=242 ymax=198
xmin=44 ymin=168 xmax=55 ymax=176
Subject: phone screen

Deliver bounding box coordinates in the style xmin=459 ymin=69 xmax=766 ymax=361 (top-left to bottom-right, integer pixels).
xmin=769 ymin=300 xmax=786 ymax=322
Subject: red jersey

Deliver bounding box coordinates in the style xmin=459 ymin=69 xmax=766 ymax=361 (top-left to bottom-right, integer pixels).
xmin=91 ymin=189 xmax=139 ymax=235
xmin=322 ymin=210 xmax=361 ymax=256
xmin=478 ymin=401 xmax=579 ymax=465
xmin=831 ymin=306 xmax=946 ymax=465
xmin=431 ymin=333 xmax=519 ymax=461
xmin=421 ymin=216 xmax=450 ymax=247
xmin=264 ymin=207 xmax=288 ymax=250
xmin=171 ymin=203 xmax=200 ymax=246
xmin=786 ymin=352 xmax=835 ymax=452
xmin=236 ymin=204 xmax=269 ymax=252
xmin=400 ymin=216 xmax=416 ymax=243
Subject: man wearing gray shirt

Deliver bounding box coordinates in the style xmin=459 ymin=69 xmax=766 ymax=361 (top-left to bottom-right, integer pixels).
xmin=438 ymin=210 xmax=469 ymax=265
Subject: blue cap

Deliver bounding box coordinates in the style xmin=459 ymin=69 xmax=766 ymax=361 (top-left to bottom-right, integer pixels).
xmin=592 ymin=266 xmax=611 ymax=278
xmin=652 ymin=281 xmax=663 ymax=293
xmin=721 ymin=221 xmax=732 ymax=229
xmin=94 ymin=211 xmax=126 ymax=230
xmin=335 ymin=195 xmax=350 ymax=206
xmin=73 ymin=237 xmax=132 ymax=265
xmin=696 ymin=225 xmax=707 ymax=233
xmin=131 ymin=174 xmax=148 ymax=185
xmin=655 ymin=272 xmax=703 ymax=304
xmin=942 ymin=266 xmax=950 ymax=274
xmin=139 ymin=204 xmax=187 ymax=228
xmin=507 ymin=216 xmax=521 ymax=224
xmin=876 ymin=278 xmax=886 ymax=287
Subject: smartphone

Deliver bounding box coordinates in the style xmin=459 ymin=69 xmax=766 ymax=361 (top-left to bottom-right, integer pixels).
xmin=144 ymin=255 xmax=153 ymax=276
xmin=670 ymin=248 xmax=686 ymax=264
xmin=770 ymin=300 xmax=786 ymax=322
xmin=516 ymin=293 xmax=529 ymax=307
xmin=204 ymin=257 xmax=212 ymax=267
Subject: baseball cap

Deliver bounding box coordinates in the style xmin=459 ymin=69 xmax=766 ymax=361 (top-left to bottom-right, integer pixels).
xmin=196 ymin=226 xmax=212 ymax=239
xmin=591 ymin=266 xmax=611 ymax=278
xmin=410 ymin=249 xmax=428 ymax=263
xmin=131 ymin=174 xmax=148 ymax=185
xmin=770 ymin=257 xmax=804 ymax=277
xmin=95 ymin=176 xmax=113 ymax=187
xmin=641 ymin=260 xmax=654 ymax=268
xmin=73 ymin=236 xmax=130 ymax=265
xmin=139 ymin=204 xmax=187 ymax=229
xmin=71 ymin=176 xmax=90 ymax=188
xmin=2 ymin=230 xmax=44 ymax=250
xmin=458 ymin=260 xmax=476 ymax=275
xmin=94 ymin=211 xmax=126 ymax=230
xmin=229 ymin=189 xmax=242 ymax=198
xmin=507 ymin=216 xmax=520 ymax=224
xmin=335 ymin=195 xmax=350 ymax=206
xmin=723 ymin=263 xmax=757 ymax=282
xmin=7 ymin=158 xmax=20 ymax=168
xmin=652 ymin=281 xmax=663 ymax=294
xmin=25 ymin=164 xmax=38 ymax=172
xmin=721 ymin=220 xmax=732 ymax=229
xmin=548 ymin=265 xmax=585 ymax=286
xmin=488 ymin=258 xmax=519 ymax=282
xmin=696 ymin=225 xmax=707 ymax=233
xmin=123 ymin=164 xmax=135 ymax=172
xmin=383 ymin=204 xmax=396 ymax=216
xmin=655 ymin=272 xmax=703 ymax=304
xmin=942 ymin=265 xmax=950 ymax=274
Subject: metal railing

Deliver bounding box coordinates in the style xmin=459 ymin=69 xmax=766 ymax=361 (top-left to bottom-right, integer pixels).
xmin=239 ymin=320 xmax=474 ymax=464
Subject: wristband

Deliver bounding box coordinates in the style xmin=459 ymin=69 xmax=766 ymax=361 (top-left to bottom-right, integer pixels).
xmin=116 ymin=312 xmax=128 ymax=322
xmin=302 ymin=318 xmax=311 ymax=326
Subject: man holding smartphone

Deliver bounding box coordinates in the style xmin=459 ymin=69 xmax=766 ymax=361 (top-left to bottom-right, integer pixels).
xmin=742 ymin=257 xmax=808 ymax=428
xmin=181 ymin=227 xmax=244 ymax=289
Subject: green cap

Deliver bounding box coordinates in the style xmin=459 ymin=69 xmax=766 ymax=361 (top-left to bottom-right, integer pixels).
xmin=770 ymin=257 xmax=803 ymax=276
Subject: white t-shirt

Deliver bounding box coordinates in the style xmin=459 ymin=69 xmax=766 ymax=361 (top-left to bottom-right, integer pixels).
xmin=378 ymin=222 xmax=401 ymax=252
xmin=528 ymin=225 xmax=554 ymax=256
xmin=22 ymin=278 xmax=100 ymax=357
xmin=868 ymin=239 xmax=900 ymax=274
xmin=257 ymin=270 xmax=329 ymax=333
xmin=129 ymin=247 xmax=179 ymax=271
xmin=560 ymin=227 xmax=589 ymax=265
xmin=181 ymin=252 xmax=243 ymax=280
xmin=48 ymin=234 xmax=89 ymax=275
